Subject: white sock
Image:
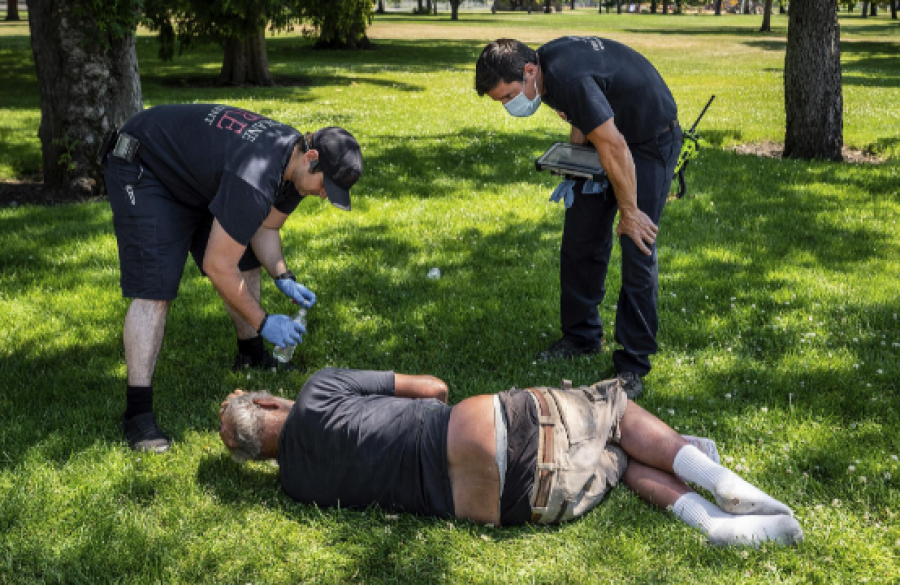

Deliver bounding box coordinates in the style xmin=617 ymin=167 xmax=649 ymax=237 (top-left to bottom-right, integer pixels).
xmin=673 ymin=493 xmax=804 ymax=547
xmin=673 ymin=445 xmax=793 ymax=516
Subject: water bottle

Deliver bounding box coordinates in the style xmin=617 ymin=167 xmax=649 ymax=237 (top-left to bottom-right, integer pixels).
xmin=272 ymin=308 xmax=307 ymax=364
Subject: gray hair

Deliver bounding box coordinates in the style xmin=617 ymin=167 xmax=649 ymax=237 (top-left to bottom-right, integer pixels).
xmin=222 ymin=391 xmax=271 ymax=463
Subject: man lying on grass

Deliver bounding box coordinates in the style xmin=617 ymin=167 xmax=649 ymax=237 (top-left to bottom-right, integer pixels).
xmin=219 ymin=368 xmax=803 ymax=547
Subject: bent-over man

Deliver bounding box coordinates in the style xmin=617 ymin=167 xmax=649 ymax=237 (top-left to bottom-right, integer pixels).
xmin=475 ymin=38 xmax=685 ymax=399
xmin=102 ymin=104 xmax=363 ymax=453
xmin=219 ymin=368 xmax=803 ymax=546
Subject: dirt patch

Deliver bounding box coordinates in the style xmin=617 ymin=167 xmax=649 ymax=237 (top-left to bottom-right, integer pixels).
xmin=0 ymin=177 xmax=103 ymax=207
xmin=729 ymin=141 xmax=885 ymax=164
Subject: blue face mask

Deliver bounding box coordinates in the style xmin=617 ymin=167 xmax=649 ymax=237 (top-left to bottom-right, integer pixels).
xmin=504 ymin=73 xmax=541 ymax=118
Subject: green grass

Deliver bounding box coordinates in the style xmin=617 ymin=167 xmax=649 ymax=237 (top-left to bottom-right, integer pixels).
xmin=1 ymin=11 xmax=899 ymax=584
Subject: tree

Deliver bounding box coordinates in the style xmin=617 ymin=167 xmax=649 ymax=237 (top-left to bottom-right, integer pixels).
xmin=892 ymin=0 xmax=897 ymax=19
xmin=302 ymin=0 xmax=374 ymax=49
xmin=759 ymin=0 xmax=774 ymax=30
xmin=449 ymin=0 xmax=462 ymax=19
xmin=144 ymin=0 xmax=304 ymax=86
xmin=5 ymin=0 xmax=20 ymax=21
xmin=783 ymin=0 xmax=842 ymax=161
xmin=860 ymin=0 xmax=868 ymax=16
xmin=26 ymin=0 xmax=143 ymax=198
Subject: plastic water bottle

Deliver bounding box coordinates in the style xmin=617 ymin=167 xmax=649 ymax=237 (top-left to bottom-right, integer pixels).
xmin=272 ymin=308 xmax=307 ymax=364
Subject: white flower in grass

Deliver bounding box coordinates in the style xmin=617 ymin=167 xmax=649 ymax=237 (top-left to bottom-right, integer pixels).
xmin=877 ymin=369 xmax=883 ymax=375
xmin=848 ymin=465 xmax=856 ymax=474
xmin=725 ymin=393 xmax=732 ymax=399
xmin=892 ymin=455 xmax=898 ymax=462
xmin=832 ymin=499 xmax=841 ymax=508
xmin=761 ymin=407 xmax=768 ymax=413
xmin=860 ymin=476 xmax=867 ymax=484
xmin=885 ymin=472 xmax=892 ymax=481
xmin=668 ymin=408 xmax=675 ymax=416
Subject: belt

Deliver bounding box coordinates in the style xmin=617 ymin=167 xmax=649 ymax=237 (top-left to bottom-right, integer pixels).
xmin=528 ymin=387 xmax=555 ymax=523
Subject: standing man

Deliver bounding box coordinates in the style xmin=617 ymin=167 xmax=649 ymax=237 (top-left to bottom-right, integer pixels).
xmin=475 ymin=38 xmax=683 ymax=399
xmin=101 ymin=104 xmax=363 ymax=453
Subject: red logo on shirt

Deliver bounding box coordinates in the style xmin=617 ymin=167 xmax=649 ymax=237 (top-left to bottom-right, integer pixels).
xmin=217 ymin=110 xmax=263 ymax=134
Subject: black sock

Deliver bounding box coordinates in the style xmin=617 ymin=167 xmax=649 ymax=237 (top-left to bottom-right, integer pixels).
xmin=238 ymin=335 xmax=267 ymax=362
xmin=125 ymin=385 xmax=153 ymax=419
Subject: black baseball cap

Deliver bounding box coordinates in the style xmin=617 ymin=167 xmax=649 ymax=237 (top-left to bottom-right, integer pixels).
xmin=312 ymin=127 xmax=363 ymax=211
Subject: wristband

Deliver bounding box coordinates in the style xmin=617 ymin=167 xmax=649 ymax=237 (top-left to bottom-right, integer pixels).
xmin=275 ymin=270 xmax=296 ymax=281
xmin=257 ymin=313 xmax=269 ymax=335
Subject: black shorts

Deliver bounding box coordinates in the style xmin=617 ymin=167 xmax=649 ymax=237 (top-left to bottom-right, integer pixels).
xmin=497 ymin=388 xmax=539 ymax=525
xmin=105 ymin=158 xmax=261 ymax=300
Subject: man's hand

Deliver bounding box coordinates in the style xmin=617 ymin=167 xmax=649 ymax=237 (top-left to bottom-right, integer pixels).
xmin=275 ymin=278 xmax=317 ymax=308
xmin=616 ymin=208 xmax=658 ymax=255
xmin=260 ymin=314 xmax=305 ymax=349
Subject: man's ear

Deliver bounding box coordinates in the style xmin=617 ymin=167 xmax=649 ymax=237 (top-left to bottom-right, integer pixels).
xmin=253 ymin=396 xmax=282 ymax=410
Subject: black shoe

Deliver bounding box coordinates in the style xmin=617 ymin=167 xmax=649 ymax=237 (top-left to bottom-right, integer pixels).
xmin=232 ymin=352 xmax=298 ymax=372
xmin=121 ymin=412 xmax=171 ymax=453
xmin=536 ymin=337 xmax=601 ymax=361
xmin=617 ymin=371 xmax=644 ymax=400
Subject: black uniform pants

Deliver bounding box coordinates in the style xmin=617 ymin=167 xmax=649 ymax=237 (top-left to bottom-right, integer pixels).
xmin=559 ymin=124 xmax=682 ymax=376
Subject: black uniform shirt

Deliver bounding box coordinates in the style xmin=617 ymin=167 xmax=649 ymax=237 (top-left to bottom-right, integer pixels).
xmin=537 ymin=36 xmax=677 ymax=144
xmin=277 ymin=368 xmax=455 ymax=518
xmin=120 ymin=104 xmax=303 ymax=246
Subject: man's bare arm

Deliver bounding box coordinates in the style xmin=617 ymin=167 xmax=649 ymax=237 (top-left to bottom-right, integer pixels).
xmin=586 ymin=118 xmax=658 ymax=255
xmin=249 ymin=207 xmax=290 ymax=279
xmin=204 ymin=220 xmax=268 ymax=331
xmin=394 ymin=374 xmax=449 ymax=404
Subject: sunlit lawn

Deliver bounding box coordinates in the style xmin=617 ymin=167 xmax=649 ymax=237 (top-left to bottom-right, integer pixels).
xmin=0 ymin=10 xmax=898 ymax=584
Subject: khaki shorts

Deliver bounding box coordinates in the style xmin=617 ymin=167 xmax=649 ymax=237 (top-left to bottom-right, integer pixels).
xmin=526 ymin=379 xmax=629 ymax=524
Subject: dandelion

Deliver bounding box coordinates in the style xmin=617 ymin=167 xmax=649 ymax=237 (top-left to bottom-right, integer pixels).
xmin=885 ymin=472 xmax=892 ymax=481
xmin=892 ymin=455 xmax=898 ymax=462
xmin=848 ymin=465 xmax=856 ymax=474
xmin=761 ymin=407 xmax=768 ymax=413
xmin=832 ymin=499 xmax=841 ymax=507
xmin=480 ymin=534 xmax=490 ymax=542
xmin=860 ymin=476 xmax=867 ymax=484
xmin=725 ymin=393 xmax=732 ymax=399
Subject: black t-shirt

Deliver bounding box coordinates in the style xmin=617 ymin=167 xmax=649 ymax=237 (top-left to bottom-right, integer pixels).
xmin=277 ymin=368 xmax=455 ymax=517
xmin=538 ymin=36 xmax=677 ymax=144
xmin=120 ymin=104 xmax=304 ymax=246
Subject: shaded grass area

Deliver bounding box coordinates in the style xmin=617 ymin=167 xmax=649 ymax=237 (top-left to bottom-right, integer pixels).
xmin=1 ymin=13 xmax=899 ymax=585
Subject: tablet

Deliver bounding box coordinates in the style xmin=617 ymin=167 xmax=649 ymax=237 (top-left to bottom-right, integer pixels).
xmin=535 ymin=142 xmax=607 ymax=181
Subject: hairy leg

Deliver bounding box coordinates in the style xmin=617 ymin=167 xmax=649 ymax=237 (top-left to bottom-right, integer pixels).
xmin=223 ymin=268 xmax=262 ymax=340
xmin=123 ymin=299 xmax=171 ymax=386
xmin=618 ymin=400 xmax=687 ymax=472
xmin=623 ymin=458 xmax=691 ymax=509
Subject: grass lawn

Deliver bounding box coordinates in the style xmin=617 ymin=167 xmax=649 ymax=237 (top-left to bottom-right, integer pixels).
xmin=1 ymin=10 xmax=899 ymax=584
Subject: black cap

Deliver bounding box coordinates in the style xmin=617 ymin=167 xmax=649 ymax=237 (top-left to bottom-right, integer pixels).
xmin=312 ymin=127 xmax=363 ymax=211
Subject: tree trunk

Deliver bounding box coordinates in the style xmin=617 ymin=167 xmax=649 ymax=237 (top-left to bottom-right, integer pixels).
xmin=26 ymin=0 xmax=142 ymax=199
xmin=425 ymin=0 xmax=432 ymax=13
xmin=376 ymin=0 xmax=385 ymax=14
xmin=218 ymin=27 xmax=273 ymax=86
xmin=570 ymin=0 xmax=575 ymax=8
xmin=5 ymin=0 xmax=20 ymax=21
xmin=869 ymin=0 xmax=876 ymax=15
xmin=892 ymin=0 xmax=897 ymax=19
xmin=861 ymin=0 xmax=868 ymax=16
xmin=662 ymin=0 xmax=669 ymax=13
xmin=714 ymin=0 xmax=722 ymax=14
xmin=651 ymin=0 xmax=658 ymax=12
xmin=784 ymin=0 xmax=842 ymax=161
xmin=760 ymin=0 xmax=773 ymax=29
xmin=451 ymin=0 xmax=460 ymax=19
xmin=617 ymin=0 xmax=622 ymax=12
xmin=417 ymin=0 xmax=423 ymax=12
xmin=544 ymin=0 xmax=552 ymax=12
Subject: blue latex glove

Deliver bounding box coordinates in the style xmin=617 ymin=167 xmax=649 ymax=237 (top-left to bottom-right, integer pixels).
xmin=583 ymin=178 xmax=608 ymax=195
xmin=549 ymin=179 xmax=576 ymax=209
xmin=260 ymin=314 xmax=305 ymax=349
xmin=275 ymin=278 xmax=317 ymax=308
